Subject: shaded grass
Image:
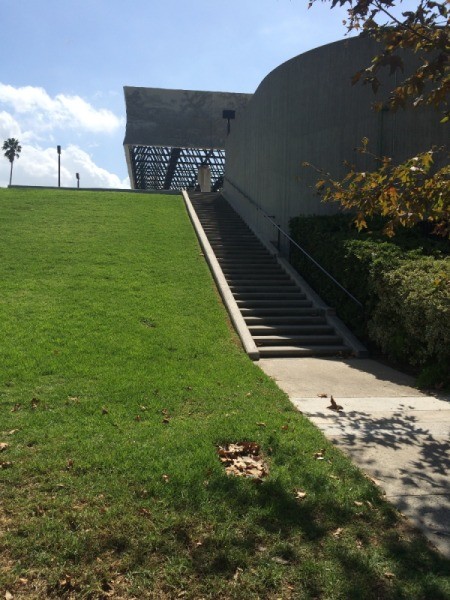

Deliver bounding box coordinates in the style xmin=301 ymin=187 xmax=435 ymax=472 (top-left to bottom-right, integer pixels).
xmin=0 ymin=188 xmax=449 ymax=599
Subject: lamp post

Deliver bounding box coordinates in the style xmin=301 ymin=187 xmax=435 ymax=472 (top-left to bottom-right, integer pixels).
xmin=76 ymin=172 xmax=80 ymax=189
xmin=222 ymin=109 xmax=235 ymax=135
xmin=57 ymin=145 xmax=61 ymax=187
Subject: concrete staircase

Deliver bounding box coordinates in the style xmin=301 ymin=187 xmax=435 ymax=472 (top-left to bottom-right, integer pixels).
xmin=189 ymin=192 xmax=353 ymax=358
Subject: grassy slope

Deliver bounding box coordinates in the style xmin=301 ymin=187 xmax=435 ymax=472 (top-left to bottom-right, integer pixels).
xmin=0 ymin=189 xmax=449 ymax=599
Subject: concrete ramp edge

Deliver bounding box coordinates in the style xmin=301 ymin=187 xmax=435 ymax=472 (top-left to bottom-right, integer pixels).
xmin=182 ymin=190 xmax=260 ymax=360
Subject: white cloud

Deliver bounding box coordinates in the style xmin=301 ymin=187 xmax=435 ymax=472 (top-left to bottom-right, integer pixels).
xmin=0 ymin=83 xmax=124 ymax=134
xmin=0 ymin=111 xmax=21 ymax=139
xmin=0 ymin=84 xmax=129 ymax=189
xmin=0 ymin=141 xmax=129 ymax=189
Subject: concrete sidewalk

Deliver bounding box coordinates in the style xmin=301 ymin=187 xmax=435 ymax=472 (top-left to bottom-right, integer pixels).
xmin=258 ymin=357 xmax=450 ymax=558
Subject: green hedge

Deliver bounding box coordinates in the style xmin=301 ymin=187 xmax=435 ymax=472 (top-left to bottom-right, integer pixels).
xmin=289 ymin=215 xmax=450 ymax=386
xmin=368 ymin=258 xmax=450 ymax=386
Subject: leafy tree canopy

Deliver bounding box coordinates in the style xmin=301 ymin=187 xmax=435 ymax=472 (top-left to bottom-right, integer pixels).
xmin=3 ymin=138 xmax=22 ymax=186
xmin=307 ymin=0 xmax=449 ymax=236
xmin=2 ymin=137 xmax=22 ymax=163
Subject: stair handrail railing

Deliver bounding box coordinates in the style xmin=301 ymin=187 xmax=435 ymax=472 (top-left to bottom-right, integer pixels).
xmin=223 ymin=176 xmax=364 ymax=310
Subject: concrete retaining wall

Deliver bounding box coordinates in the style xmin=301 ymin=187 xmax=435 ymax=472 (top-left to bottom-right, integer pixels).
xmin=223 ymin=36 xmax=448 ymax=248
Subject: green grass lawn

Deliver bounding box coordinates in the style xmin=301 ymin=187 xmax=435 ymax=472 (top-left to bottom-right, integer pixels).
xmin=0 ymin=188 xmax=449 ymax=599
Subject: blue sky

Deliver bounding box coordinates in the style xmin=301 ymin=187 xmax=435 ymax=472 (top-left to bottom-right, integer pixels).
xmin=0 ymin=0 xmax=355 ymax=188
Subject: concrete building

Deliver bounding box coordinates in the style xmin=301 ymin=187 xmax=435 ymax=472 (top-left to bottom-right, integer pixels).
xmin=124 ymin=37 xmax=447 ymax=246
xmin=223 ymin=35 xmax=448 ymax=249
xmin=123 ymin=86 xmax=251 ymax=191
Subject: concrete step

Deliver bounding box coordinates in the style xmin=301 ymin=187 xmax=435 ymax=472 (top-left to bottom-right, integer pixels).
xmin=244 ymin=315 xmax=326 ymax=325
xmin=230 ymin=284 xmax=299 ymax=292
xmin=231 ymin=287 xmax=302 ymax=294
xmin=220 ymin=261 xmax=279 ymax=268
xmin=214 ymin=250 xmax=269 ymax=257
xmin=214 ymin=250 xmax=271 ymax=258
xmin=201 ymin=224 xmax=247 ymax=229
xmin=240 ymin=306 xmax=323 ymax=323
xmin=248 ymin=324 xmax=334 ymax=334
xmin=207 ymin=237 xmax=256 ymax=243
xmin=222 ymin=272 xmax=290 ymax=280
xmin=258 ymin=345 xmax=350 ymax=357
xmin=240 ymin=307 xmax=319 ymax=316
xmin=236 ymin=298 xmax=313 ymax=308
xmin=234 ymin=293 xmax=308 ymax=302
xmin=254 ymin=334 xmax=343 ymax=346
xmin=222 ymin=267 xmax=283 ymax=274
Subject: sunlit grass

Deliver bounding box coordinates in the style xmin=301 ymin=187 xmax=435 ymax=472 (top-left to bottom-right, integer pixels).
xmin=0 ymin=188 xmax=449 ymax=599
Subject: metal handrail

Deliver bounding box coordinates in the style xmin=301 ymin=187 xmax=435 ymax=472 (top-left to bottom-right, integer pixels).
xmin=223 ymin=176 xmax=364 ymax=310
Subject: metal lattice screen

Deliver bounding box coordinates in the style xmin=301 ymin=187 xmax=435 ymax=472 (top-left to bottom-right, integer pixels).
xmin=130 ymin=145 xmax=225 ymax=191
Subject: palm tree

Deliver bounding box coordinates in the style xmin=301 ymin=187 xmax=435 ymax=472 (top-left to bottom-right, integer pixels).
xmin=2 ymin=138 xmax=22 ymax=186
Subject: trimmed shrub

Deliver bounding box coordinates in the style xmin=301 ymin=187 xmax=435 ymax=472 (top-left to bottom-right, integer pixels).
xmin=368 ymin=258 xmax=450 ymax=378
xmin=289 ymin=215 xmax=450 ymax=386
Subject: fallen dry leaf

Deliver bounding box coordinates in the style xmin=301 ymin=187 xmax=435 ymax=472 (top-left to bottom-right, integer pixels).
xmin=317 ymin=393 xmax=328 ymax=398
xmin=11 ymin=404 xmax=21 ymax=412
xmin=0 ymin=462 xmax=13 ymax=469
xmin=0 ymin=443 xmax=9 ymax=452
xmin=162 ymin=474 xmax=170 ymax=483
xmin=101 ymin=407 xmax=109 ymax=414
xmin=217 ymin=442 xmax=268 ymax=481
xmin=66 ymin=459 xmax=74 ymax=470
xmin=58 ymin=575 xmax=75 ymax=590
xmin=327 ymin=395 xmax=343 ymax=411
xmin=332 ymin=527 xmax=343 ymax=538
xmin=314 ymin=450 xmax=326 ymax=460
xmin=354 ymin=501 xmax=364 ymax=507
xmin=384 ymin=572 xmax=396 ymax=579
xmin=5 ymin=591 xmax=13 ymax=600
xmin=134 ymin=415 xmax=142 ymax=422
xmin=7 ymin=430 xmax=19 ymax=435
xmin=295 ymin=490 xmax=307 ymax=500
xmin=256 ymin=422 xmax=266 ymax=427
xmin=30 ymin=398 xmax=39 ymax=409
xmin=271 ymin=556 xmax=290 ymax=565
xmin=365 ymin=475 xmax=382 ymax=487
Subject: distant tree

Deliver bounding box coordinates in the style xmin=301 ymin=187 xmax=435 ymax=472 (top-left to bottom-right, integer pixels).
xmin=306 ymin=0 xmax=449 ymax=236
xmin=2 ymin=138 xmax=22 ymax=186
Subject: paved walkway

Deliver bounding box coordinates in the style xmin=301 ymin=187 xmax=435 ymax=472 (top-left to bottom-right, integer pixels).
xmin=258 ymin=357 xmax=450 ymax=558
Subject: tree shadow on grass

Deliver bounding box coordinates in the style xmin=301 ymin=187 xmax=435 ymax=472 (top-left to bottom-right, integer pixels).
xmin=186 ymin=471 xmax=450 ymax=598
